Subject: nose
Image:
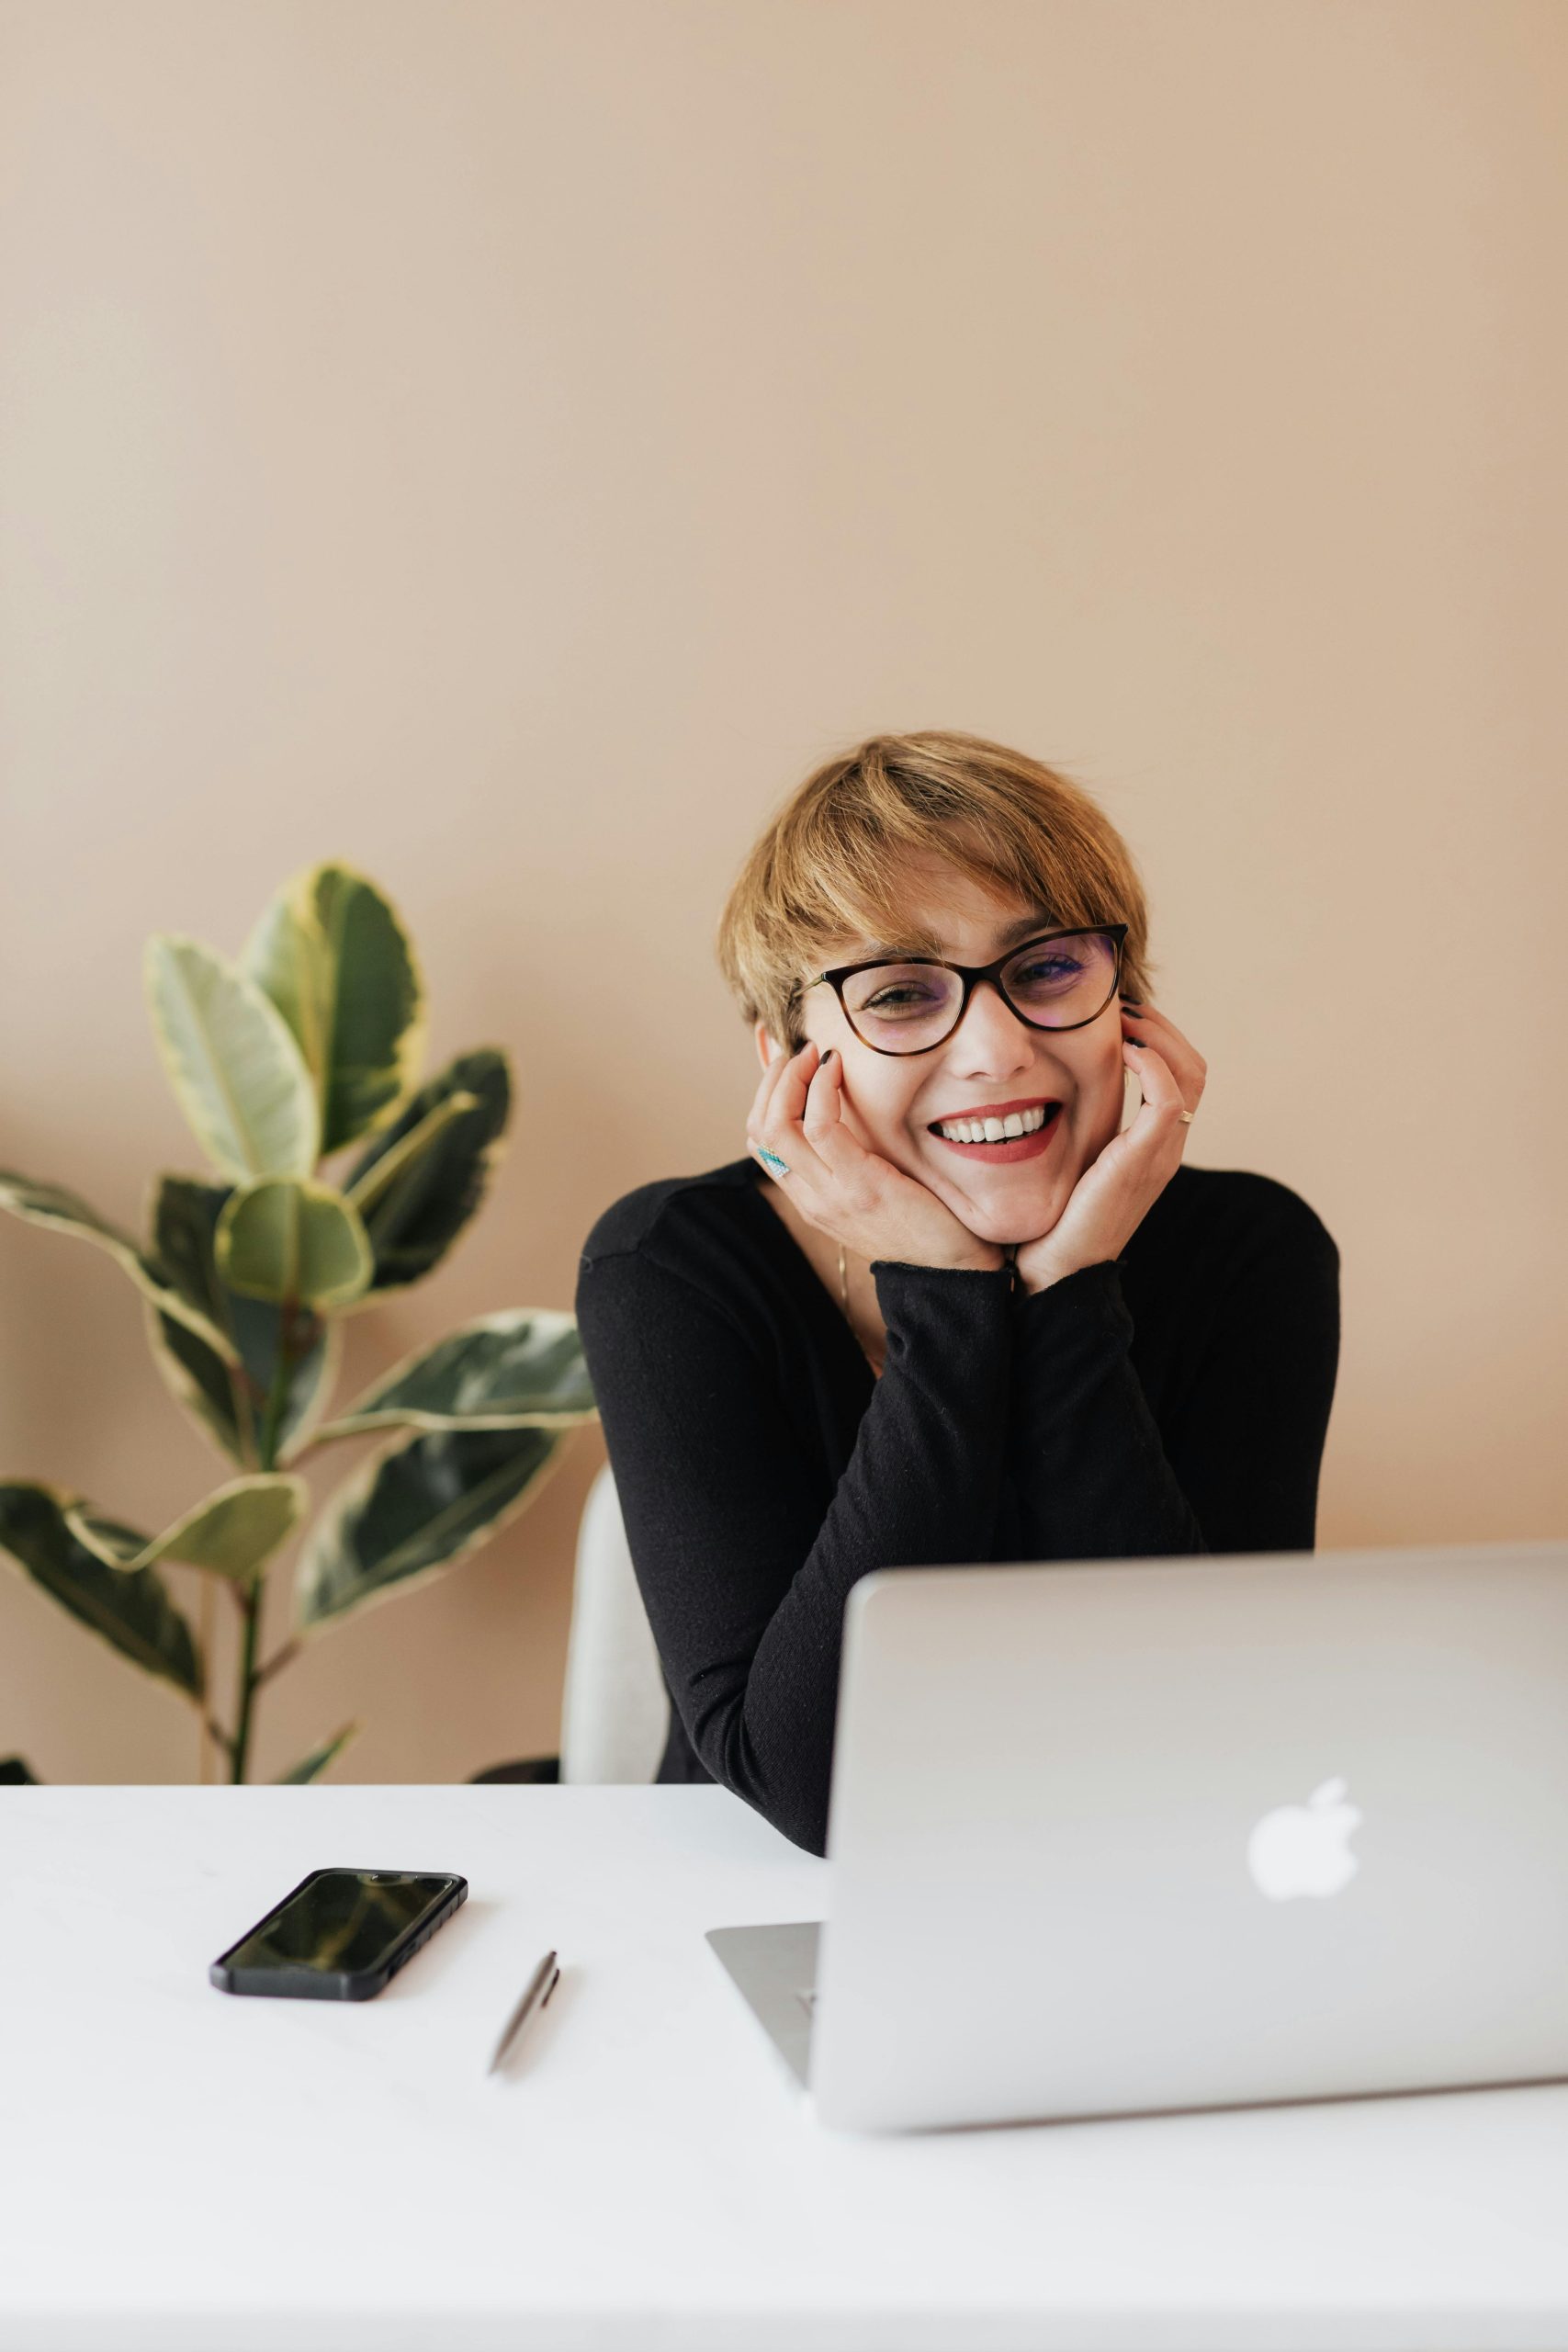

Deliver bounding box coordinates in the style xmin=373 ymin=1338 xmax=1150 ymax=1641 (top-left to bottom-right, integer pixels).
xmin=948 ymin=977 xmax=1050 ymax=1067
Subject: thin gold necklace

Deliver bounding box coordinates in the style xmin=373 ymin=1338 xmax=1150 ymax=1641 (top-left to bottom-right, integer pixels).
xmin=838 ymin=1238 xmax=883 ymax=1373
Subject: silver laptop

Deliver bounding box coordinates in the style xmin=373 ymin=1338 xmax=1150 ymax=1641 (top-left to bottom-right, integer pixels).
xmin=705 ymin=1539 xmax=1568 ymax=2133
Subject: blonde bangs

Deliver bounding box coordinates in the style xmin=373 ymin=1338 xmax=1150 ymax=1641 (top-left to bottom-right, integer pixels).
xmin=716 ymin=730 xmax=1156 ymax=1050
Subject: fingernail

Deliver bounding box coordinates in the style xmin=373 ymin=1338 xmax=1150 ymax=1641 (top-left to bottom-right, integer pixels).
xmin=1127 ymin=1035 xmax=1145 ymax=1047
xmin=821 ymin=1048 xmax=836 ymax=1067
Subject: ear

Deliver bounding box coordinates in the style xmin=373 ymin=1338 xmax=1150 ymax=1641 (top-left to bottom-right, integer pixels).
xmin=753 ymin=1017 xmax=783 ymax=1072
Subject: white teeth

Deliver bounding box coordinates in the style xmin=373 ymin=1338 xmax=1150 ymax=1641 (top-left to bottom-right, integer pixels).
xmin=935 ymin=1102 xmax=1053 ymax=1145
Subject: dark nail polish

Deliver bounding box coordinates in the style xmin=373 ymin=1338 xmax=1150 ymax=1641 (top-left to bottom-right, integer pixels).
xmin=822 ymin=1048 xmax=836 ymax=1066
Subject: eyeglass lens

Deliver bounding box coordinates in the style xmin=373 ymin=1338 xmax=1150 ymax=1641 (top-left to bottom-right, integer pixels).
xmin=841 ymin=931 xmax=1118 ymax=1052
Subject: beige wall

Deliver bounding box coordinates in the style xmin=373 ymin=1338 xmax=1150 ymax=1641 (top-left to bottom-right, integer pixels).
xmin=2 ymin=0 xmax=1563 ymax=1784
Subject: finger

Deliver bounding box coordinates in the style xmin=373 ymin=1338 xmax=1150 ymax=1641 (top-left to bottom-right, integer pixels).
xmin=771 ymin=1039 xmax=828 ymax=1147
xmin=754 ymin=1042 xmax=833 ymax=1182
xmin=1123 ymin=1036 xmax=1192 ymax=1134
xmin=784 ymin=1051 xmax=864 ymax=1193
xmin=1123 ymin=1028 xmax=1173 ymax=1078
xmin=800 ymin=1046 xmax=848 ymax=1147
xmin=1121 ymin=999 xmax=1179 ymax=1036
xmin=758 ymin=1035 xmax=811 ymax=1112
xmin=748 ymin=1043 xmax=791 ymax=1135
xmin=1121 ymin=1002 xmax=1204 ymax=1112
xmin=801 ymin=1050 xmax=881 ymax=1192
xmin=1122 ymin=1004 xmax=1192 ymax=1046
xmin=750 ymin=1037 xmax=816 ymax=1135
xmin=748 ymin=1042 xmax=807 ymax=1164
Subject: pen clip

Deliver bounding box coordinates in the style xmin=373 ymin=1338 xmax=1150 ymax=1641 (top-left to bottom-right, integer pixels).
xmin=485 ymin=1948 xmax=560 ymax=2075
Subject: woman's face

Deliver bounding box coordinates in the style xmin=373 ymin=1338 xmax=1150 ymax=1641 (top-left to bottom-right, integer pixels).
xmin=756 ymin=856 xmax=1128 ymax=1249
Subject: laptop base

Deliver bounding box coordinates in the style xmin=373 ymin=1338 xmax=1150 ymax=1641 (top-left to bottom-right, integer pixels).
xmin=705 ymin=1920 xmax=821 ymax=2089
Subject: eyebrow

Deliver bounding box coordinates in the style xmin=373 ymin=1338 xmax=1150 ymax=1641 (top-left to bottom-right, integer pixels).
xmin=855 ymin=908 xmax=1059 ymax=959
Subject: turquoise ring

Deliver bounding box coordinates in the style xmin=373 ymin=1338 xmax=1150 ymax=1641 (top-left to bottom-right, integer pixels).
xmin=757 ymin=1146 xmax=791 ymax=1178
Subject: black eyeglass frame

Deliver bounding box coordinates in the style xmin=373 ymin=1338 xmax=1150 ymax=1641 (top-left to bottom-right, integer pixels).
xmin=791 ymin=922 xmax=1131 ymax=1057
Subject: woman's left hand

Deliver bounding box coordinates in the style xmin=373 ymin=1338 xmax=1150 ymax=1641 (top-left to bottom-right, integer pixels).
xmin=1012 ymin=999 xmax=1208 ymax=1295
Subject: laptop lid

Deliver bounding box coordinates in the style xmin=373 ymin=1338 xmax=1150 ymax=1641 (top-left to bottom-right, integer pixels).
xmin=808 ymin=1539 xmax=1568 ymax=2133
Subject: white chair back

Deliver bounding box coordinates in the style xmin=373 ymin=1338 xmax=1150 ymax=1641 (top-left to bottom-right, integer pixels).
xmin=559 ymin=1460 xmax=671 ymax=1784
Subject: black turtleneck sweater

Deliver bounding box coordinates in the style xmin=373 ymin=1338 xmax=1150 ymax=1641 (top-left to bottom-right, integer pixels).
xmin=573 ymin=1154 xmax=1341 ymax=1858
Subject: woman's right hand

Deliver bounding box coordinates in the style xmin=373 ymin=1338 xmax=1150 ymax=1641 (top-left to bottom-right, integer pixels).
xmin=747 ymin=1038 xmax=1006 ymax=1275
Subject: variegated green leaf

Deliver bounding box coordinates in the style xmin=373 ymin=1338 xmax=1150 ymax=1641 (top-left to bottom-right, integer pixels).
xmin=343 ymin=1091 xmax=479 ymax=1219
xmin=339 ymin=1050 xmax=511 ymax=1300
xmin=307 ymin=1310 xmax=595 ymax=1448
xmin=64 ymin=1474 xmax=307 ymax=1583
xmin=216 ymin=1179 xmax=373 ymax=1309
xmin=0 ymin=1483 xmax=204 ymax=1699
xmin=150 ymin=1171 xmax=236 ymax=1325
xmin=239 ymin=886 xmax=334 ymax=1107
xmin=0 ymin=1170 xmax=237 ymax=1363
xmin=147 ymin=1177 xmax=341 ymax=1462
xmin=144 ymin=934 xmax=320 ymax=1182
xmin=145 ymin=1304 xmax=254 ymax=1464
xmin=243 ymin=864 xmax=426 ymax=1155
xmin=236 ymin=1301 xmax=341 ymax=1452
xmin=276 ymin=1720 xmax=361 ymax=1784
xmin=294 ymin=1425 xmax=564 ymax=1632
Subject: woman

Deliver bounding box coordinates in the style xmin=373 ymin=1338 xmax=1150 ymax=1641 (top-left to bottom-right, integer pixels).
xmin=575 ymin=731 xmax=1341 ymax=1857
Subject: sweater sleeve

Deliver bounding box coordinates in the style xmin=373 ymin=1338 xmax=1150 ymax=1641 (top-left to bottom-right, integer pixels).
xmin=1162 ymin=1190 xmax=1341 ymax=1553
xmin=574 ymin=1242 xmax=1016 ymax=1855
xmin=999 ymin=1190 xmax=1341 ymax=1563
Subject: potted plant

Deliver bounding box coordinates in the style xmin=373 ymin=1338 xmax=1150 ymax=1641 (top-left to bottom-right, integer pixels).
xmin=0 ymin=862 xmax=597 ymax=1783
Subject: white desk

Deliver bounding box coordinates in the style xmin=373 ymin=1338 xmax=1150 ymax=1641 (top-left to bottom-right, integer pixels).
xmin=3 ymin=1787 xmax=1568 ymax=2352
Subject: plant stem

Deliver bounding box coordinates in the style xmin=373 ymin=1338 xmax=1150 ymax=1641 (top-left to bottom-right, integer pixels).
xmin=255 ymin=1300 xmax=298 ymax=1475
xmin=230 ymin=1586 xmax=263 ymax=1784
xmin=253 ymin=1637 xmax=300 ymax=1689
xmin=231 ymin=1297 xmax=298 ymax=1783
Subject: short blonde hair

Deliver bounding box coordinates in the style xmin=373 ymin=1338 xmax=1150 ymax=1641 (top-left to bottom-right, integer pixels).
xmin=716 ymin=729 xmax=1156 ymax=1051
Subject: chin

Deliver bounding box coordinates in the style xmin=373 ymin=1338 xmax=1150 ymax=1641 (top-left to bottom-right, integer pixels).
xmin=946 ymin=1177 xmax=1066 ymax=1246
xmin=975 ymin=1205 xmax=1060 ymax=1246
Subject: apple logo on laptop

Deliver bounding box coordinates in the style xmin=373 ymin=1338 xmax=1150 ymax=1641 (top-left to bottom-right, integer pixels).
xmin=1246 ymin=1777 xmax=1362 ymax=1901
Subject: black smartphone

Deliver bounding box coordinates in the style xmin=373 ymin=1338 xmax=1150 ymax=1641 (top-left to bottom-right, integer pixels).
xmin=209 ymin=1867 xmax=468 ymax=2000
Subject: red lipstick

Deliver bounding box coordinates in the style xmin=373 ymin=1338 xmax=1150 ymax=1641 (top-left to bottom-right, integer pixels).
xmin=928 ymin=1102 xmax=1065 ymax=1165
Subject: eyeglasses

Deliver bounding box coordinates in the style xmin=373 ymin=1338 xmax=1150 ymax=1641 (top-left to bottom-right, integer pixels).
xmin=794 ymin=923 xmax=1130 ymax=1057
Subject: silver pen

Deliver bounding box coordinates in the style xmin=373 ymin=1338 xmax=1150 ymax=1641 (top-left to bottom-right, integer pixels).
xmin=485 ymin=1948 xmax=560 ymax=2075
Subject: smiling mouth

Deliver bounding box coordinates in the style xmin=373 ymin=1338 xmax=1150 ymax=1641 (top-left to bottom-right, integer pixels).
xmin=927 ymin=1102 xmax=1065 ymax=1160
xmin=927 ymin=1099 xmax=1061 ymax=1140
